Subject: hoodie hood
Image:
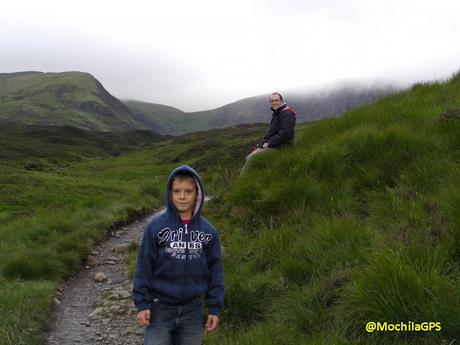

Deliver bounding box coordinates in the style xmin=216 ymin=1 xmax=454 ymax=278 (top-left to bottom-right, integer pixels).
xmin=166 ymin=165 xmax=204 ymax=221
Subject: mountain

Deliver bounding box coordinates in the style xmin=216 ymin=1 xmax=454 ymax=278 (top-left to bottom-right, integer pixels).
xmin=124 ymin=84 xmax=398 ymax=135
xmin=0 ymin=71 xmax=144 ymax=131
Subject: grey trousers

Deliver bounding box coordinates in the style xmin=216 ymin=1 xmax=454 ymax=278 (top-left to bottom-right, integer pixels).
xmin=240 ymin=148 xmax=275 ymax=175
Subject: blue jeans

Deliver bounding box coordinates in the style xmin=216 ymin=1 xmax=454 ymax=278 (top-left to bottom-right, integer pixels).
xmin=144 ymin=298 xmax=204 ymax=345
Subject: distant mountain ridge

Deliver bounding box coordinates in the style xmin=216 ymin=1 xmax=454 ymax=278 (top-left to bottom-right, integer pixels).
xmin=0 ymin=71 xmax=398 ymax=134
xmin=124 ymin=85 xmax=398 ymax=134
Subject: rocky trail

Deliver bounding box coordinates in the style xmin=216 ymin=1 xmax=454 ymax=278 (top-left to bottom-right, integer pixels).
xmin=46 ymin=209 xmax=161 ymax=345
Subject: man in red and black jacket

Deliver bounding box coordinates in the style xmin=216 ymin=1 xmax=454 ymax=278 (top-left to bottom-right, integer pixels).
xmin=257 ymin=92 xmax=296 ymax=149
xmin=241 ymin=92 xmax=296 ymax=174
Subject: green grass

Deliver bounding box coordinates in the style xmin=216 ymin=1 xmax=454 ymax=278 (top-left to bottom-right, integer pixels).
xmin=0 ymin=278 xmax=56 ymax=345
xmin=339 ymin=248 xmax=459 ymax=343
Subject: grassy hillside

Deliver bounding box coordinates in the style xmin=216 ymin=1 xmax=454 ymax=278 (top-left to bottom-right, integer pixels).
xmin=0 ymin=71 xmax=144 ymax=131
xmin=203 ymin=74 xmax=460 ymax=344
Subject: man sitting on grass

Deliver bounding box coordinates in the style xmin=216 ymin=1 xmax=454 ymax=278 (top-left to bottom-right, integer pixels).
xmin=241 ymin=92 xmax=296 ymax=174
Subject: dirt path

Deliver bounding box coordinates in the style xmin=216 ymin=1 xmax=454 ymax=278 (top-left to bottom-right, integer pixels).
xmin=46 ymin=209 xmax=162 ymax=345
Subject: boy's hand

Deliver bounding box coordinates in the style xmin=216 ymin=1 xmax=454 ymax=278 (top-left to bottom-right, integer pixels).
xmin=206 ymin=314 xmax=220 ymax=332
xmin=136 ymin=310 xmax=151 ymax=327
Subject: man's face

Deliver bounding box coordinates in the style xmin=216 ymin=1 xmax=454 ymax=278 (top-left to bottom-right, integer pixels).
xmin=269 ymin=94 xmax=282 ymax=110
xmin=171 ymin=178 xmax=197 ymax=217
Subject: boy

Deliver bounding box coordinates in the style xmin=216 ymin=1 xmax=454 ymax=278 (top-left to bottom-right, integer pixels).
xmin=133 ymin=165 xmax=224 ymax=345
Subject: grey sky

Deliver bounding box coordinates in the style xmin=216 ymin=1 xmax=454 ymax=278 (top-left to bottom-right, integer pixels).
xmin=1 ymin=0 xmax=460 ymax=111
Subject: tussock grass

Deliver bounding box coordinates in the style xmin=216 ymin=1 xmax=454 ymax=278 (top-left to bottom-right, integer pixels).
xmin=0 ymin=278 xmax=56 ymax=345
xmin=340 ymin=248 xmax=459 ymax=343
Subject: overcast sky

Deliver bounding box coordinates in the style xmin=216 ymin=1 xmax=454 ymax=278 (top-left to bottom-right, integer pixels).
xmin=1 ymin=0 xmax=460 ymax=111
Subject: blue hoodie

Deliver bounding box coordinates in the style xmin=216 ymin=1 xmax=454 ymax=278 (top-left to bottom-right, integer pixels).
xmin=132 ymin=165 xmax=224 ymax=316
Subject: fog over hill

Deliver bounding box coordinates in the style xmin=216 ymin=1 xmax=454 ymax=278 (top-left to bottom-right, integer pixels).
xmin=125 ymin=83 xmax=399 ymax=134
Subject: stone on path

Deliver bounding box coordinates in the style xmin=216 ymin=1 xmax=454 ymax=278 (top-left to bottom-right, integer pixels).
xmin=88 ymin=307 xmax=107 ymax=320
xmin=113 ymin=243 xmax=130 ymax=253
xmin=87 ymin=255 xmax=98 ymax=266
xmin=94 ymin=272 xmax=108 ymax=282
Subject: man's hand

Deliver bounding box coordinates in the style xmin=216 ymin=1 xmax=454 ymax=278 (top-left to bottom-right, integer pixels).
xmin=137 ymin=309 xmax=151 ymax=327
xmin=206 ymin=314 xmax=220 ymax=333
xmin=262 ymin=142 xmax=269 ymax=149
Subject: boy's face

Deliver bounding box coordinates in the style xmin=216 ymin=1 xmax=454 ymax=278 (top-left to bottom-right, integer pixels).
xmin=171 ymin=177 xmax=197 ymax=217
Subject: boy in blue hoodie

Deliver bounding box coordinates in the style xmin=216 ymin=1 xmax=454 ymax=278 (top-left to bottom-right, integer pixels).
xmin=133 ymin=165 xmax=224 ymax=345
